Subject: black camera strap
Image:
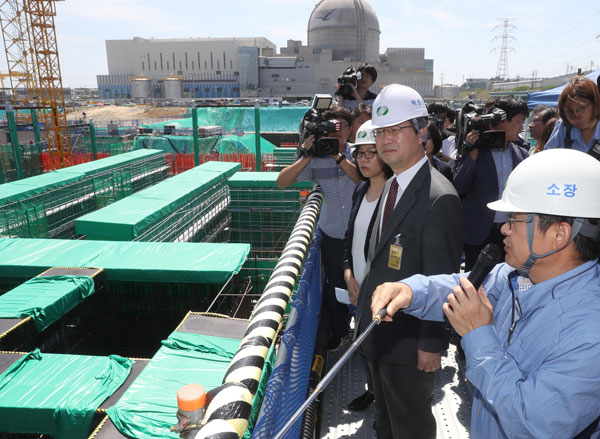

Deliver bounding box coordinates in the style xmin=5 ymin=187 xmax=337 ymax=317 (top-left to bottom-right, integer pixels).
xmin=563 ymin=123 xmax=600 ymax=162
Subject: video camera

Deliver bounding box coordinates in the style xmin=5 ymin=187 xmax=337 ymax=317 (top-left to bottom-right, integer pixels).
xmin=299 ymin=94 xmax=341 ymax=157
xmin=456 ymin=101 xmax=507 ymax=157
xmin=336 ymin=66 xmax=362 ymax=100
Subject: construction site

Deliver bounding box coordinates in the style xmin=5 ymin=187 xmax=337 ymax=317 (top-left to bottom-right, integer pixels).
xmin=0 ymin=0 xmax=484 ymax=438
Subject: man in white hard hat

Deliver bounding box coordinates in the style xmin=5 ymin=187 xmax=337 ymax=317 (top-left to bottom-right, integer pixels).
xmin=371 ymin=149 xmax=600 ymax=438
xmin=354 ymin=84 xmax=463 ymax=439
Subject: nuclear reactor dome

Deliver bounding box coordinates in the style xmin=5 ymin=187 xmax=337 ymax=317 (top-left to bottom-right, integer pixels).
xmin=307 ymin=0 xmax=380 ymax=62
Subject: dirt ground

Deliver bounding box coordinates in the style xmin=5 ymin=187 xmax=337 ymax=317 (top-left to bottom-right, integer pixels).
xmin=66 ymin=105 xmax=189 ymax=122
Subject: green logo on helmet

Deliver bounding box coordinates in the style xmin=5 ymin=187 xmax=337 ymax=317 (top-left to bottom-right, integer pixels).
xmin=358 ymin=131 xmax=367 ymax=139
xmin=376 ymin=106 xmax=389 ymax=116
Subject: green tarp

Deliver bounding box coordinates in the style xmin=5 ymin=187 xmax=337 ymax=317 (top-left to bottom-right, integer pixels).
xmin=227 ymin=171 xmax=312 ymax=188
xmin=133 ymin=133 xmax=276 ymax=155
xmin=0 ymin=350 xmax=133 ymax=439
xmin=140 ymin=106 xmax=307 ymax=133
xmin=0 ymin=238 xmax=250 ymax=284
xmin=0 ymin=275 xmax=95 ymax=331
xmin=75 ymin=162 xmax=241 ymax=241
xmin=107 ymin=331 xmax=240 ymax=439
xmin=0 ymin=149 xmax=164 ymax=207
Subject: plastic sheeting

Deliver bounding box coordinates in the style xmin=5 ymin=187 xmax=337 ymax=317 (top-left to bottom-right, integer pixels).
xmin=0 ymin=238 xmax=250 ymax=284
xmin=0 ymin=149 xmax=164 ymax=207
xmin=134 ymin=133 xmax=277 ymax=155
xmin=140 ymin=106 xmax=308 ymax=133
xmin=0 ymin=350 xmax=133 ymax=439
xmin=228 ymin=171 xmax=312 ymax=188
xmin=0 ymin=275 xmax=95 ymax=331
xmin=75 ymin=162 xmax=240 ymax=241
xmin=107 ymin=331 xmax=240 ymax=439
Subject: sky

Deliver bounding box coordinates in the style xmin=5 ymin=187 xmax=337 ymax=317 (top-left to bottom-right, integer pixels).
xmin=6 ymin=0 xmax=598 ymax=88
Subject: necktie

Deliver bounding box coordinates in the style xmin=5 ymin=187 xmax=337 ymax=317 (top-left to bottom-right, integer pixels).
xmin=381 ymin=178 xmax=398 ymax=233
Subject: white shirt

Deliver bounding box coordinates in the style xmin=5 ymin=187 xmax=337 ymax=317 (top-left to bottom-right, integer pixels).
xmin=379 ymin=156 xmax=428 ymax=236
xmin=442 ymin=136 xmax=457 ymax=160
xmin=352 ymin=196 xmax=379 ymax=285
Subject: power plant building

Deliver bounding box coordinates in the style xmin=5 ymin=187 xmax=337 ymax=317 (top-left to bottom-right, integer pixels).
xmin=97 ymin=0 xmax=434 ymax=99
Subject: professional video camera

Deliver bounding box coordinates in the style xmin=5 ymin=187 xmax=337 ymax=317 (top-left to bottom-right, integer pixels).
xmin=298 ymin=94 xmax=341 ymax=157
xmin=335 ymin=66 xmax=362 ymax=100
xmin=455 ymin=101 xmax=507 ymax=157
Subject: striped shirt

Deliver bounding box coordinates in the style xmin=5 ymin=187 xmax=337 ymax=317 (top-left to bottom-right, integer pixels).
xmin=296 ymin=144 xmax=357 ymax=239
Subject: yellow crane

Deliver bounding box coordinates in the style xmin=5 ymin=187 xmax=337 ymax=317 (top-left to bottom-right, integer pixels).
xmin=0 ymin=0 xmax=71 ymax=168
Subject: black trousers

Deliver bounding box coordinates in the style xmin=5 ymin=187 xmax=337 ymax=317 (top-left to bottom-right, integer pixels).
xmin=367 ymin=360 xmax=436 ymax=439
xmin=464 ymin=224 xmax=506 ymax=271
xmin=319 ymin=231 xmax=350 ymax=339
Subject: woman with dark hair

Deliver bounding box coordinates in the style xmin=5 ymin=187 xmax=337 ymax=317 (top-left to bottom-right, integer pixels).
xmin=545 ymin=75 xmax=600 ymax=153
xmin=424 ymin=122 xmax=453 ymax=180
xmin=342 ymin=120 xmax=392 ymax=411
xmin=531 ymin=116 xmax=558 ymax=154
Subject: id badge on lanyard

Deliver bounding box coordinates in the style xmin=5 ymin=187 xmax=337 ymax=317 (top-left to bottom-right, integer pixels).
xmin=388 ymin=234 xmax=403 ymax=270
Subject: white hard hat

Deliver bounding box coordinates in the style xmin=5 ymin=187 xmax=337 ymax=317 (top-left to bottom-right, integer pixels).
xmin=350 ymin=120 xmax=376 ymax=147
xmin=488 ymin=149 xmax=600 ymax=218
xmin=371 ymin=84 xmax=429 ymax=129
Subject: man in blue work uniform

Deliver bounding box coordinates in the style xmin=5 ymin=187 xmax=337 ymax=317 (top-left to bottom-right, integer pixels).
xmin=371 ymin=149 xmax=600 ymax=439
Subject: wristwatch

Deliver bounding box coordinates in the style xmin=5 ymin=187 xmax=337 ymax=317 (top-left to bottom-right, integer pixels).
xmin=336 ymin=154 xmax=345 ymax=164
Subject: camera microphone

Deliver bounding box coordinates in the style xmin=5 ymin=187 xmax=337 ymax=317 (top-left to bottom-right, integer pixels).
xmin=444 ymin=243 xmax=501 ymax=330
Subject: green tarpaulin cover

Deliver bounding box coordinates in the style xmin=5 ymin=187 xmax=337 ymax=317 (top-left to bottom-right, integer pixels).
xmin=0 ymin=238 xmax=250 ymax=284
xmin=75 ymin=162 xmax=240 ymax=241
xmin=0 ymin=350 xmax=133 ymax=439
xmin=227 ymin=172 xmax=312 ymax=188
xmin=107 ymin=331 xmax=240 ymax=439
xmin=140 ymin=106 xmax=307 ymax=133
xmin=0 ymin=275 xmax=94 ymax=331
xmin=0 ymin=149 xmax=164 ymax=207
xmin=133 ymin=133 xmax=276 ymax=155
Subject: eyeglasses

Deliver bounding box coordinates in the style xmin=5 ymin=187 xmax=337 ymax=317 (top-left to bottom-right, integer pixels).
xmin=530 ymin=117 xmax=543 ymax=124
xmin=352 ymin=150 xmax=377 ymax=160
xmin=338 ymin=122 xmax=350 ymax=129
xmin=506 ymin=215 xmax=528 ymax=230
xmin=373 ymin=125 xmax=413 ymax=138
xmin=567 ymin=103 xmax=591 ymax=116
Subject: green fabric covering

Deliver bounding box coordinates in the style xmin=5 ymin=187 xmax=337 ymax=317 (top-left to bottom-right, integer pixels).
xmin=107 ymin=331 xmax=240 ymax=439
xmin=0 ymin=275 xmax=94 ymax=331
xmin=0 ymin=149 xmax=164 ymax=207
xmin=0 ymin=238 xmax=250 ymax=284
xmin=75 ymin=162 xmax=241 ymax=241
xmin=227 ymin=171 xmax=312 ymax=188
xmin=133 ymin=134 xmax=276 ymax=155
xmin=139 ymin=106 xmax=307 ymax=133
xmin=0 ymin=350 xmax=133 ymax=439
xmin=242 ymin=343 xmax=276 ymax=439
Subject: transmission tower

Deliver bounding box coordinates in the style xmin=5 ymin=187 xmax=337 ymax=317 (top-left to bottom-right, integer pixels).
xmin=491 ymin=18 xmax=516 ymax=81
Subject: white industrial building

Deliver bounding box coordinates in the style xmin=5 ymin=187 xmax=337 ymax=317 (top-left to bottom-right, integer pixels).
xmin=97 ymin=0 xmax=434 ymax=99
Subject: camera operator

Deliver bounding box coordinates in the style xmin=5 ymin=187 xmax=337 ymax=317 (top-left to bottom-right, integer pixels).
xmin=453 ymin=96 xmax=529 ymax=271
xmin=349 ymin=102 xmax=372 ymax=143
xmin=276 ymin=105 xmax=361 ymax=351
xmin=336 ymin=63 xmax=378 ymax=112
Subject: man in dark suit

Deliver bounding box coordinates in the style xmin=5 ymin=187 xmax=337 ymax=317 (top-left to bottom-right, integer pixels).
xmin=453 ymin=96 xmax=529 ymax=270
xmin=355 ymin=84 xmax=463 ymax=439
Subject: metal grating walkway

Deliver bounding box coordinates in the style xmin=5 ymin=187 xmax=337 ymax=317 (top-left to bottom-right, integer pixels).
xmin=319 ymin=343 xmax=472 ymax=439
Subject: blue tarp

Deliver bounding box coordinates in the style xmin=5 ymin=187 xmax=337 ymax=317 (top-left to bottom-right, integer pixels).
xmin=527 ymin=70 xmax=600 ymax=109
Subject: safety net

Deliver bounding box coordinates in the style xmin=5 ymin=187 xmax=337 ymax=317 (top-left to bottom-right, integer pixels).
xmin=0 ymin=350 xmax=133 ymax=439
xmin=75 ymin=162 xmax=240 ymax=242
xmin=0 ymin=275 xmax=94 ymax=331
xmin=107 ymin=330 xmax=241 ymax=439
xmin=0 ymin=238 xmax=249 ymax=284
xmin=140 ymin=106 xmax=307 ymax=133
xmin=133 ymin=133 xmax=277 ymax=155
xmin=252 ymin=232 xmax=323 ymax=439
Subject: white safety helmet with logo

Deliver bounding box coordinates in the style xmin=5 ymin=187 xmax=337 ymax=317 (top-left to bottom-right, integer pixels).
xmin=350 ymin=120 xmax=376 ymax=148
xmin=488 ymin=149 xmax=600 ymax=276
xmin=370 ymin=84 xmax=429 ymax=131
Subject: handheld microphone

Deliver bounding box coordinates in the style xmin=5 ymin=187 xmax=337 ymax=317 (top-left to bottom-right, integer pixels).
xmin=444 ymin=243 xmax=502 ymax=329
xmin=467 ymin=243 xmax=502 ymax=290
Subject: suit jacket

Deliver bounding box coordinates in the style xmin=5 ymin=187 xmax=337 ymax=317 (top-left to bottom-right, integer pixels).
xmin=453 ymin=143 xmax=528 ymax=246
xmin=342 ymin=181 xmax=380 ymax=272
xmin=356 ymin=161 xmax=463 ymax=364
